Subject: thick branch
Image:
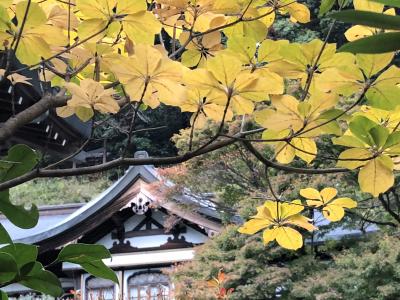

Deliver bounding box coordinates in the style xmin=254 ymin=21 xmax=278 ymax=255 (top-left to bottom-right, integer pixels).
xmin=0 ymin=91 xmax=69 ymax=143
xmin=0 ymin=131 xmax=252 ymax=191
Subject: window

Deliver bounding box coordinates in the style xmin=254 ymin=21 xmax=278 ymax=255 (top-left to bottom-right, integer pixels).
xmin=86 ymin=277 xmax=115 ymax=300
xmin=128 ymin=272 xmax=171 ymax=300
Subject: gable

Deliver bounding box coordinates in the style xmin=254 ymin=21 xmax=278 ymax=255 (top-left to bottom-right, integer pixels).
xmin=82 ymin=208 xmax=209 ymax=253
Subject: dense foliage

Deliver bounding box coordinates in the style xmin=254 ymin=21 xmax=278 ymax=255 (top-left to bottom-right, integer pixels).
xmin=0 ymin=0 xmax=400 ymax=297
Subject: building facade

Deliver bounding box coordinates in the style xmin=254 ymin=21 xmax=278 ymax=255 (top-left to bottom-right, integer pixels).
xmin=2 ymin=152 xmax=222 ymax=299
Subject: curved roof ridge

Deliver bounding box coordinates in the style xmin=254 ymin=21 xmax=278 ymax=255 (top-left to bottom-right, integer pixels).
xmin=16 ymin=164 xmax=158 ymax=245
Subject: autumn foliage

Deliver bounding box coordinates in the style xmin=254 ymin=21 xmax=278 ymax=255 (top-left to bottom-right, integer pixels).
xmin=0 ymin=0 xmax=399 ymax=253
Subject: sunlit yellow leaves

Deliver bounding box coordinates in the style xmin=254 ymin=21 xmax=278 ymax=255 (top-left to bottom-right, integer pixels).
xmin=57 ymin=79 xmax=119 ymax=121
xmin=44 ymin=4 xmax=79 ymax=30
xmin=180 ymin=31 xmax=223 ymax=67
xmin=317 ymin=52 xmax=400 ymax=108
xmin=254 ymin=93 xmax=339 ymax=164
xmin=300 ymin=187 xmax=357 ymax=222
xmin=238 ymin=200 xmax=315 ymax=250
xmin=179 ymin=83 xmax=233 ymax=128
xmin=76 ymin=0 xmax=161 ymax=43
xmin=0 ymin=1 xmax=67 ymax=66
xmin=268 ymin=39 xmax=354 ymax=88
xmin=110 ymin=44 xmax=184 ymax=108
xmin=223 ymin=6 xmax=275 ymax=41
xmin=357 ymin=106 xmax=400 ymax=131
xmin=334 ymin=115 xmax=400 ymax=196
xmin=185 ymin=52 xmax=283 ymax=115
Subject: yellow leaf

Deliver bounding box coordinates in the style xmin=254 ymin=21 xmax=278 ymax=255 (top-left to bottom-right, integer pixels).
xmin=322 ymin=197 xmax=357 ymax=222
xmin=262 ymin=228 xmax=278 ymax=245
xmin=302 ymin=187 xmax=357 ymax=222
xmin=288 ymin=214 xmax=317 ymax=232
xmin=345 ymin=25 xmax=376 ymax=42
xmin=274 ymin=226 xmax=303 ymax=250
xmin=285 ymin=2 xmax=310 ymax=23
xmin=207 ymin=52 xmax=241 ymax=87
xmin=292 ymin=137 xmax=317 ymax=163
xmin=336 ymin=148 xmax=371 ymax=170
xmin=300 ymin=188 xmax=321 ymax=200
xmin=353 ymin=0 xmax=384 ymax=12
xmin=322 ymin=205 xmax=346 ymax=222
xmin=275 ymin=142 xmax=296 ymax=164
xmin=238 ymin=219 xmax=270 ymax=235
xmin=320 ymin=187 xmax=338 ymax=203
xmin=62 ymin=79 xmax=119 ymax=121
xmin=258 ymin=39 xmax=288 ymax=63
xmin=111 ymin=44 xmax=184 ymax=107
xmin=358 ymin=155 xmax=394 ymax=197
xmin=122 ymin=11 xmax=162 ymax=44
xmin=356 ymin=53 xmax=394 ymax=78
xmin=317 ymin=67 xmax=364 ymax=96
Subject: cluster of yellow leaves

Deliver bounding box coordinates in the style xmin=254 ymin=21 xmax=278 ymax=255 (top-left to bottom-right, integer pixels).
xmin=0 ymin=1 xmax=67 ymax=65
xmin=58 ymin=79 xmax=119 ymax=122
xmin=239 ymin=187 xmax=357 ymax=250
xmin=254 ymin=91 xmax=339 ymax=164
xmin=333 ymin=114 xmax=400 ymax=197
xmin=238 ymin=199 xmax=315 ymax=250
xmin=300 ymin=187 xmax=357 ymax=222
xmin=3 ymin=0 xmax=400 ymax=200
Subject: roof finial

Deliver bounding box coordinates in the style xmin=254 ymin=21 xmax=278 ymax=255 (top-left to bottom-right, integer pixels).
xmin=134 ymin=150 xmax=149 ymax=159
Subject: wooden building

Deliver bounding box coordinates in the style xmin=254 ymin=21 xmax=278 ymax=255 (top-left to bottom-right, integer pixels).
xmin=1 ymin=151 xmax=223 ymax=299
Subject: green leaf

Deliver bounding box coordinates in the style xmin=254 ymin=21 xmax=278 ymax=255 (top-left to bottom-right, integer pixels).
xmin=1 ymin=144 xmax=38 ymax=182
xmin=0 ymin=224 xmax=12 ymax=245
xmin=339 ymin=32 xmax=400 ymax=54
xmin=370 ymin=0 xmax=400 ymax=8
xmin=80 ymin=260 xmax=119 ymax=284
xmin=0 ymin=252 xmax=18 ymax=284
xmin=367 ymin=85 xmax=400 ymax=110
xmin=369 ymin=126 xmax=389 ymax=148
xmin=0 ymin=191 xmax=39 ymax=229
xmin=57 ymin=244 xmax=111 ymax=264
xmin=349 ymin=116 xmax=377 ymax=145
xmin=331 ymin=10 xmax=400 ymax=30
xmin=0 ymin=291 xmax=8 ymax=300
xmin=0 ymin=243 xmax=38 ymax=269
xmin=384 ymin=132 xmax=400 ymax=149
xmin=20 ymin=262 xmax=62 ymax=297
xmin=319 ymin=0 xmax=336 ymax=16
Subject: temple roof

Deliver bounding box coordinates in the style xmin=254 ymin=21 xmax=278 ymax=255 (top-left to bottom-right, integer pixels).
xmin=1 ymin=153 xmax=222 ymax=252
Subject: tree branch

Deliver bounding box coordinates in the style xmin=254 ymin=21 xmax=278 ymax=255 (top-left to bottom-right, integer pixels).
xmin=0 ymin=130 xmax=256 ymax=191
xmin=0 ymin=90 xmax=69 ymax=143
xmin=242 ymin=140 xmax=349 ymax=175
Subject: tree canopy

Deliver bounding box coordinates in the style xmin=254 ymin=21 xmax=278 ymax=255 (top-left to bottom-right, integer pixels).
xmin=0 ymin=0 xmax=400 ymax=297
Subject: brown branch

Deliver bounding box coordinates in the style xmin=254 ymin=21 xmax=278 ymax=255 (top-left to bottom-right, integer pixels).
xmin=379 ymin=193 xmax=400 ymax=224
xmin=0 ymin=90 xmax=69 ymax=143
xmin=242 ymin=140 xmax=349 ymax=175
xmin=0 ymin=130 xmax=256 ymax=191
xmin=347 ymin=210 xmax=397 ymax=227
